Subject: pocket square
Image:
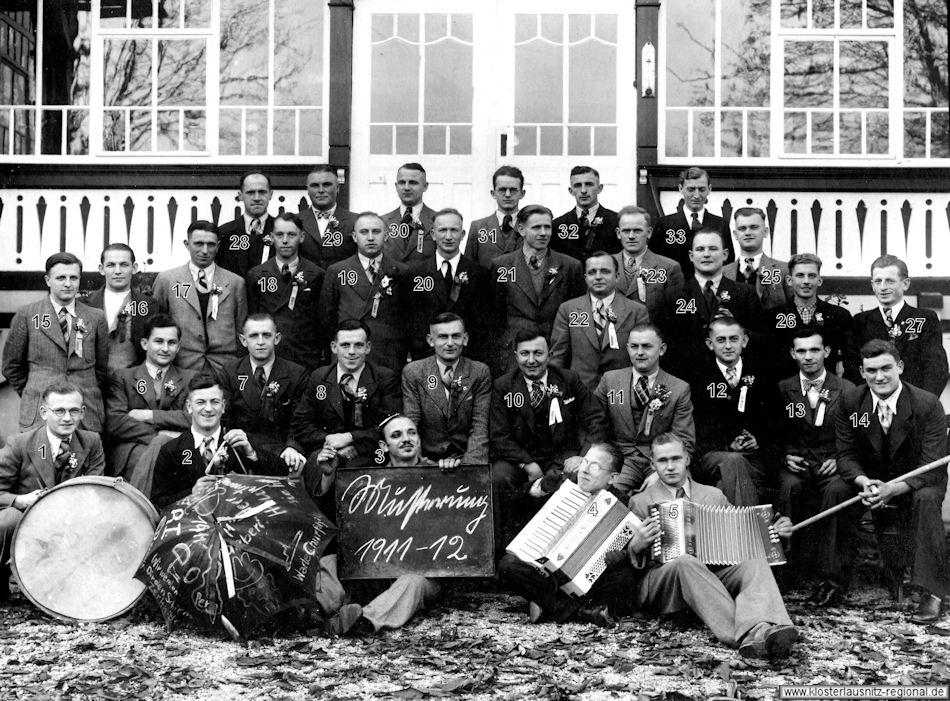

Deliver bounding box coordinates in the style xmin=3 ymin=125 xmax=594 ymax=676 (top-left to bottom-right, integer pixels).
xmin=563 ymin=397 xmax=575 ymax=405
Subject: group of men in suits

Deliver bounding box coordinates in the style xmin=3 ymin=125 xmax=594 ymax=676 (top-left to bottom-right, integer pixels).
xmin=1 ymin=163 xmax=948 ymax=628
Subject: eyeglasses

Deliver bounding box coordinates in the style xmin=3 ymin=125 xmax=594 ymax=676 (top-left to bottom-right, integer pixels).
xmin=579 ymin=457 xmax=611 ymax=474
xmin=47 ymin=407 xmax=83 ymax=418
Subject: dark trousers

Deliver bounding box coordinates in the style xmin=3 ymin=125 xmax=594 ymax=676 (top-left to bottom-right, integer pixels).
xmin=695 ymin=450 xmax=767 ymax=506
xmin=872 ymin=486 xmax=948 ymax=598
xmin=498 ymin=553 xmax=640 ymax=622
xmin=491 ymin=458 xmax=566 ymax=557
xmin=777 ymin=468 xmax=857 ymax=585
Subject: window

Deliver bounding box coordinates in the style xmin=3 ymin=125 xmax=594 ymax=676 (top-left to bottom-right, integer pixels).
xmin=660 ymin=0 xmax=948 ymax=163
xmin=0 ymin=0 xmax=328 ymax=161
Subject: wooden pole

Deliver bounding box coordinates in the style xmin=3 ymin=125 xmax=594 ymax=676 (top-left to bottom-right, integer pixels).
xmin=789 ymin=454 xmax=950 ymax=533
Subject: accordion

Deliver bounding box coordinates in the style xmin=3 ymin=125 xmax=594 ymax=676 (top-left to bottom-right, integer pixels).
xmin=650 ymin=499 xmax=786 ymax=567
xmin=507 ymin=480 xmax=642 ymax=596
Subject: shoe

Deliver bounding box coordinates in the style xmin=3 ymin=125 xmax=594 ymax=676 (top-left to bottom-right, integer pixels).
xmin=328 ymin=603 xmax=364 ymax=636
xmin=765 ymin=624 xmax=799 ymax=658
xmin=738 ymin=622 xmax=769 ymax=659
xmin=910 ymin=593 xmax=943 ymax=624
xmin=528 ymin=601 xmax=543 ymax=624
xmin=808 ymin=580 xmax=842 ymax=607
xmin=576 ymin=605 xmax=615 ymax=629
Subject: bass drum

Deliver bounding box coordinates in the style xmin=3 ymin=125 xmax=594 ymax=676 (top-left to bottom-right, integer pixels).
xmin=11 ymin=476 xmax=159 ymax=622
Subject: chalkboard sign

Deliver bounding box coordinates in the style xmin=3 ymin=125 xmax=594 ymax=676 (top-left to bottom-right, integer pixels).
xmin=335 ymin=465 xmax=494 ymax=579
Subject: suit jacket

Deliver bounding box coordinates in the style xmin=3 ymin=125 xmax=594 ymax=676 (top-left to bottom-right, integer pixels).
xmin=215 ymin=214 xmax=276 ymax=278
xmin=0 ymin=427 xmax=105 ymax=506
xmin=291 ymin=362 xmax=401 ymax=460
xmin=550 ymin=206 xmax=621 ymax=261
xmin=836 ymin=382 xmax=948 ymax=492
xmin=766 ymin=298 xmax=859 ymax=383
xmin=381 ymin=204 xmax=438 ymax=262
xmin=404 ymin=254 xmax=491 ymax=361
xmin=246 ymin=257 xmax=326 ymax=370
xmin=776 ymin=372 xmax=854 ymax=466
xmin=650 ymin=208 xmax=735 ymax=278
xmin=692 ymin=356 xmax=778 ymax=459
xmin=465 ymin=213 xmax=521 ymax=269
xmin=612 ymin=249 xmax=685 ymax=321
xmin=724 ymin=254 xmax=791 ymax=311
xmin=298 ymin=206 xmax=359 ymax=269
xmin=319 ymin=254 xmax=409 ymax=372
xmin=151 ymin=264 xmax=248 ymax=376
xmin=83 ymin=288 xmax=159 ymax=368
xmin=489 ymin=366 xmax=604 ymax=467
xmin=151 ymin=428 xmax=286 ymax=510
xmin=217 ymin=355 xmax=309 ymax=454
xmin=2 ymin=298 xmax=110 ymax=431
xmin=490 ymin=248 xmax=586 ymax=350
xmin=401 ymin=356 xmax=492 ymax=463
xmin=852 ymin=304 xmax=949 ymax=398
xmin=549 ymin=293 xmax=650 ymax=390
xmin=105 ymin=362 xmax=195 ymax=473
xmin=593 ymin=367 xmax=695 ymax=490
xmin=657 ymin=276 xmax=765 ymax=382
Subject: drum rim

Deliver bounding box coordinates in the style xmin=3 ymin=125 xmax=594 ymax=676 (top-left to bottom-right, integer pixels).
xmin=11 ymin=476 xmax=160 ymax=624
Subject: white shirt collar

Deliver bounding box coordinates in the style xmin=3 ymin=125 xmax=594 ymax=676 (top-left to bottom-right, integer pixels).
xmin=871 ymin=383 xmax=903 ymax=416
xmin=686 ymin=208 xmax=707 ymax=222
xmin=403 ymin=203 xmax=424 ymax=220
xmin=496 ymin=209 xmax=518 ymax=225
xmin=145 ymin=360 xmax=170 ymax=380
xmin=739 ymin=252 xmax=764 ymax=269
xmin=590 ymin=292 xmax=616 ymax=310
xmin=46 ymin=428 xmax=69 ymax=459
xmin=799 ymin=370 xmax=827 ymax=395
xmin=525 ymin=371 xmax=548 ymax=388
xmin=337 ymin=365 xmax=365 ymax=386
xmin=661 ymin=478 xmax=691 ymax=501
xmin=251 ymin=357 xmax=276 ymax=381
xmin=102 ymin=288 xmax=131 ymax=326
xmin=191 ymin=426 xmax=222 ymax=450
xmin=632 ymin=367 xmax=660 ymax=387
xmin=880 ymin=300 xmax=905 ymax=320
xmin=274 ymin=256 xmax=300 ymax=275
xmin=576 ymin=204 xmax=600 ymax=220
xmin=622 ymin=251 xmax=645 ymax=268
xmin=313 ymin=204 xmax=336 ymax=218
xmin=716 ymin=357 xmax=743 ymax=381
xmin=436 ymin=251 xmax=462 ymax=277
xmin=243 ymin=213 xmax=267 ymax=232
xmin=438 ymin=359 xmax=459 ymax=377
xmin=357 ymin=252 xmax=381 ymax=271
xmin=188 ymin=261 xmax=216 ymax=283
xmin=694 ymin=272 xmax=724 ymax=290
xmin=50 ymin=297 xmax=77 ymax=316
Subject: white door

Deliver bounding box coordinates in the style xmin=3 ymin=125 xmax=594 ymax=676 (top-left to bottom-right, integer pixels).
xmin=350 ymin=0 xmax=636 ymax=223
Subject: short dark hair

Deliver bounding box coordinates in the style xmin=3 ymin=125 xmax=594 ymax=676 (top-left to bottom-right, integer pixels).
xmin=678 ymin=166 xmax=710 ymax=185
xmin=513 ymin=326 xmax=547 ymax=349
xmin=187 ymin=220 xmax=219 ymax=238
xmin=651 ymin=431 xmax=687 ymax=454
xmin=433 ymin=208 xmax=463 ymax=226
xmin=41 ymin=381 xmax=83 ymax=403
xmin=617 ymin=205 xmax=652 ymax=227
xmin=306 ymin=164 xmax=336 ymax=179
xmin=429 ymin=311 xmax=464 ymax=329
xmin=243 ymin=312 xmax=277 ymax=330
xmin=570 ymin=165 xmax=600 ymax=179
xmin=240 ymin=171 xmax=271 ymax=191
xmin=516 ymin=204 xmax=553 ymax=226
xmin=788 ymin=252 xmax=823 ymax=273
xmin=708 ymin=313 xmax=745 ymax=335
xmin=861 ymin=339 xmax=901 ymax=363
xmin=870 ymin=254 xmax=908 ymax=279
xmin=733 ymin=206 xmax=766 ymax=222
xmin=336 ymin=318 xmax=371 ymax=340
xmin=186 ymin=374 xmax=225 ymax=399
xmin=45 ymin=252 xmax=82 ymax=274
xmin=143 ymin=314 xmax=181 ymax=341
xmin=354 ymin=211 xmax=384 ymax=229
xmin=584 ymin=250 xmax=618 ymax=272
xmin=588 ymin=442 xmax=623 ymax=473
xmin=100 ymin=243 xmax=136 ymax=264
xmin=274 ymin=212 xmax=304 ymax=230
xmin=399 ymin=162 xmax=427 ymax=176
xmin=691 ymin=227 xmax=728 ymax=248
xmin=628 ymin=322 xmax=666 ymax=345
xmin=493 ymin=165 xmax=524 ymax=189
xmin=791 ymin=327 xmax=826 ymax=345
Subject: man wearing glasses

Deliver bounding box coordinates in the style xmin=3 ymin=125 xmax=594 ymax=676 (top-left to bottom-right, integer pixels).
xmin=0 ymin=382 xmax=106 ymax=601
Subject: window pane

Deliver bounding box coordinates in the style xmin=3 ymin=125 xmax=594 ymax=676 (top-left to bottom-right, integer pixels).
xmin=185 ymin=0 xmax=211 ymax=28
xmin=370 ymin=125 xmax=391 ymax=155
xmin=157 ymin=40 xmax=206 ymax=106
xmin=157 ymin=109 xmax=179 ymax=150
xmin=781 ymin=0 xmax=807 ymax=28
xmin=721 ymin=110 xmax=743 ymax=157
xmin=272 ymin=109 xmax=296 ymax=155
xmin=839 ymin=112 xmax=863 ymax=154
xmin=423 ymin=124 xmax=446 ymax=154
xmin=748 ymin=111 xmax=770 ymax=157
xmin=867 ymin=112 xmax=889 ymax=154
xmin=14 ymin=108 xmax=34 ymax=154
xmin=424 ymin=36 xmax=472 ymax=122
xmin=220 ymin=0 xmax=268 ymax=106
xmin=903 ymin=1 xmax=949 ymax=108
xmin=299 ymin=109 xmax=322 ymax=156
xmin=103 ymin=110 xmax=125 ymax=151
xmin=515 ymin=34 xmax=562 ymax=123
xmin=567 ymin=125 xmax=590 ymax=156
xmin=813 ymin=0 xmax=834 ymax=28
xmin=104 ymin=39 xmax=151 ymax=107
xmin=451 ymin=14 xmax=472 ymax=43
xmin=784 ymin=112 xmax=807 ymax=153
xmin=449 ymin=124 xmax=471 ymax=154
xmin=397 ymin=14 xmax=419 ymax=42
xmin=665 ymin=111 xmax=688 ymax=157
xmin=184 ymin=109 xmax=205 ymax=151
xmin=569 ymin=39 xmax=615 ymax=122
xmin=721 ymin=0 xmax=770 ymax=107
xmin=903 ymin=111 xmax=927 ymax=157
xmin=785 ymin=41 xmax=833 ymax=108
xmin=244 ymin=108 xmax=267 ymax=155
xmin=130 ymin=109 xmax=151 ymax=151
xmin=693 ymin=111 xmax=715 ymax=157
xmin=274 ymin=0 xmax=323 ymax=106
xmin=371 ymin=34 xmax=418 ymax=122
xmin=812 ymin=111 xmax=834 ymax=153
xmin=593 ymin=126 xmax=616 ymax=156
xmin=539 ymin=125 xmax=561 ymax=155
xmin=840 ymin=41 xmax=888 ymax=109
xmin=67 ymin=108 xmax=89 ymax=155
xmin=513 ymin=125 xmax=537 ymax=155
xmin=219 ymin=109 xmax=242 ymax=155
xmin=867 ymin=0 xmax=895 ymax=28
xmin=666 ymin=0 xmax=714 ymax=106
xmin=395 ymin=124 xmax=417 ymax=154
xmin=932 ymin=111 xmax=950 ymax=157
xmin=841 ymin=0 xmax=863 ymax=28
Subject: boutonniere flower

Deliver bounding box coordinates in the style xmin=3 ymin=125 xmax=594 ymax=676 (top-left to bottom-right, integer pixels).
xmin=817 ymin=388 xmax=831 ymax=403
xmin=210 ymin=284 xmax=222 ymax=296
xmin=378 ymin=275 xmax=394 ymax=296
xmin=117 ymin=303 xmax=133 ymax=323
xmin=814 ymin=387 xmax=833 ymax=426
xmin=814 ymin=312 xmax=824 ymax=324
xmin=718 ymin=291 xmax=731 ymax=303
xmin=454 ymin=272 xmax=469 ymax=285
xmin=888 ymin=324 xmax=903 ymax=338
xmin=740 ymin=375 xmax=755 ymax=388
xmin=264 ymin=381 xmax=281 ymax=397
xmin=545 ymin=267 xmax=560 ymax=286
xmin=591 ymin=216 xmax=604 ymax=227
xmin=293 ymin=272 xmax=307 ymax=286
xmin=65 ymin=453 xmax=79 ymax=474
xmin=450 ymin=375 xmax=467 ymax=395
xmin=73 ymin=318 xmax=88 ymax=356
xmin=643 ymin=384 xmax=672 ymax=434
xmin=75 ymin=318 xmax=87 ymax=335
xmin=262 ymin=234 xmax=273 ymax=247
xmin=163 ymin=380 xmax=177 ymax=396
xmin=206 ymin=442 xmax=230 ymax=474
xmin=327 ymin=216 xmax=340 ymax=231
xmin=354 ymin=387 xmax=368 ymax=403
xmin=545 ymin=384 xmax=563 ymax=399
xmin=604 ymin=307 xmax=617 ymax=324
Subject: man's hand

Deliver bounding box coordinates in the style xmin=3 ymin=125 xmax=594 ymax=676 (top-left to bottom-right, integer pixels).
xmin=784 ymin=454 xmax=807 ymax=473
xmin=562 ymin=456 xmax=583 ymax=477
xmin=316 ymin=445 xmax=339 ymax=477
xmin=158 ymin=429 xmax=180 ymax=439
xmin=816 ymin=458 xmax=837 ymax=476
xmin=12 ymin=490 xmax=43 ymax=510
xmin=191 ymin=474 xmax=219 ymax=498
xmin=626 ymin=515 xmax=660 ymax=554
xmin=438 ymin=458 xmax=461 ymax=473
xmin=128 ymin=409 xmax=154 ymax=423
xmin=729 ymin=431 xmax=758 ymax=452
xmin=223 ymin=429 xmax=256 ymax=459
xmin=773 ymin=515 xmax=794 ymax=538
xmin=337 ymin=445 xmax=358 ymax=461
xmin=325 ymin=433 xmax=354 ymax=450
xmin=523 ymin=462 xmax=544 ymax=482
xmin=280 ymin=447 xmax=307 ymax=474
xmin=858 ymin=478 xmax=909 ymax=509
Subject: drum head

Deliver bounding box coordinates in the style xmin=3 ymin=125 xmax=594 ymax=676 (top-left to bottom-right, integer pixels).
xmin=12 ymin=477 xmax=159 ymax=623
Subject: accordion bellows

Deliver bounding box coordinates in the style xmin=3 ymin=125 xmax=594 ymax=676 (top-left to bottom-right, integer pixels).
xmin=650 ymin=498 xmax=786 ymax=566
xmin=508 ymin=481 xmax=642 ymax=596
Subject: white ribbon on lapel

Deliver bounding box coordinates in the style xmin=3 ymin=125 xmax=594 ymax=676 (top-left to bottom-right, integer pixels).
xmin=549 ymin=397 xmax=563 ymax=425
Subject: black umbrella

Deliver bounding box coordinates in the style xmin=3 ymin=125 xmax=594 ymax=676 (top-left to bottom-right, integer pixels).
xmin=136 ymin=474 xmax=337 ymax=638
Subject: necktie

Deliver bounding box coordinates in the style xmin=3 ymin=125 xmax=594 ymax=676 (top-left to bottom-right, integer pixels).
xmin=502 ymin=214 xmax=513 ymax=234
xmin=529 ymin=380 xmax=544 ymax=409
xmin=201 ymin=436 xmax=215 ymax=468
xmin=579 ymin=208 xmax=590 ymax=229
xmin=58 ymin=307 xmax=69 ymax=340
xmin=805 ymin=380 xmax=821 ymax=409
xmin=254 ymin=365 xmax=266 ymax=389
xmin=805 ymin=378 xmax=824 ymax=392
xmin=624 ymin=255 xmax=637 ymax=276
xmin=690 ymin=212 xmax=701 ymax=232
xmin=877 ymin=401 xmax=893 ymax=434
xmin=883 ymin=307 xmax=894 ymax=328
xmin=340 ymin=372 xmax=355 ymax=397
xmin=367 ymin=260 xmax=377 ymax=282
xmin=634 ymin=376 xmax=650 ymax=409
xmin=528 ymin=255 xmax=540 ymax=271
xmin=250 ymin=219 xmax=262 ymax=237
xmin=443 ymin=365 xmax=454 ymax=401
xmin=703 ymin=279 xmax=716 ymax=314
xmin=154 ymin=368 xmax=165 ymax=398
xmin=743 ymin=257 xmax=756 ymax=283
xmin=197 ymin=268 xmax=210 ymax=293
xmin=675 ymin=487 xmax=686 ymax=499
xmin=441 ymin=260 xmax=453 ymax=291
xmin=401 ymin=208 xmax=414 ymax=227
xmin=54 ymin=439 xmax=71 ymax=476
xmin=316 ymin=209 xmax=332 ymax=220
xmin=798 ymin=304 xmax=815 ymax=325
xmin=281 ymin=264 xmax=291 ymax=284
xmin=594 ymin=300 xmax=606 ymax=338
xmin=725 ymin=367 xmax=739 ymax=388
